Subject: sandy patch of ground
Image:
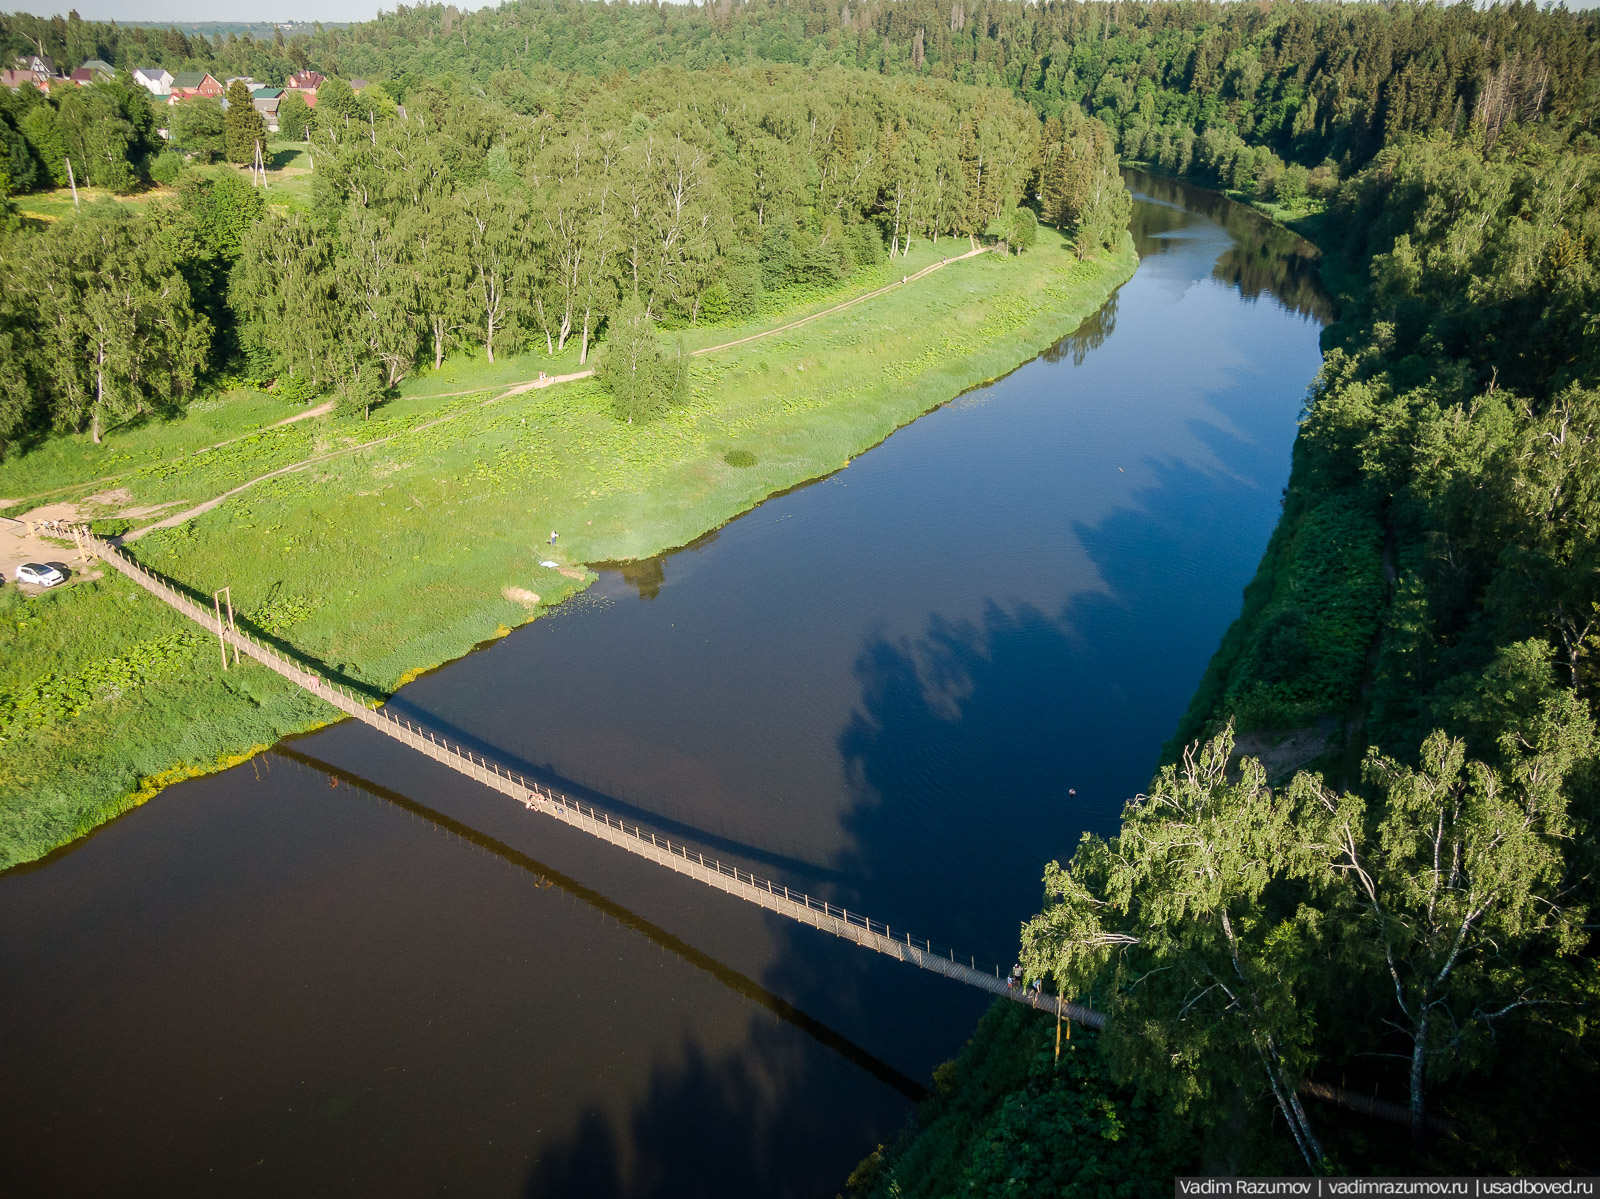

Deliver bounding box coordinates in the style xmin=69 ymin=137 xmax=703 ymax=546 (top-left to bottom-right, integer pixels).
xmin=501 ymin=586 xmax=541 ymax=609
xmin=76 ymin=487 xmax=184 ymax=520
xmin=0 ymin=515 xmax=100 ymax=594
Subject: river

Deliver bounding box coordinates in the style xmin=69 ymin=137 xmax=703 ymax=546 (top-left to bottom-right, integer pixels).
xmin=0 ymin=173 xmax=1328 ymax=1198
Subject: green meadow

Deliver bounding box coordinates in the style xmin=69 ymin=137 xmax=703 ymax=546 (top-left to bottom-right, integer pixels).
xmin=12 ymin=139 xmax=315 ymax=225
xmin=0 ymin=226 xmax=1136 ymax=868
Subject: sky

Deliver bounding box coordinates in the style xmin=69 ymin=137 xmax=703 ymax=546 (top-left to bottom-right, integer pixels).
xmin=9 ymin=2 xmax=423 ymax=20
xmin=5 ymin=0 xmax=1597 ymax=27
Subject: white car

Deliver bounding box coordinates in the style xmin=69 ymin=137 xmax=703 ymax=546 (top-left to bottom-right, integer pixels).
xmin=15 ymin=562 xmax=65 ymax=587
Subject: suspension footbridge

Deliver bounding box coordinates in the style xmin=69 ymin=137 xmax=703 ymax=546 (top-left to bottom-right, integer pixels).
xmin=87 ymin=532 xmax=1099 ymax=1026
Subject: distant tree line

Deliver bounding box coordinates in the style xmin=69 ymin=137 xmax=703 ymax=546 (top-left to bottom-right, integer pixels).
xmin=7 ymin=0 xmax=1596 ymax=207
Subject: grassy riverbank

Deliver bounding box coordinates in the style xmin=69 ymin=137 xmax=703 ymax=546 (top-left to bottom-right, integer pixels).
xmin=0 ymin=226 xmax=1136 ymax=869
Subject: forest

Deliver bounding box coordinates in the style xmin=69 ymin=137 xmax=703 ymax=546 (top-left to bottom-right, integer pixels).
xmin=6 ymin=0 xmax=1595 ymax=194
xmin=2 ymin=0 xmax=1599 ymax=1185
xmin=0 ymin=61 xmax=1125 ymax=449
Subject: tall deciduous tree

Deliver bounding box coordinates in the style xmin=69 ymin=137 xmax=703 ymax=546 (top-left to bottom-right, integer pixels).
xmin=453 ymin=183 xmax=531 ymax=362
xmin=1296 ymin=700 xmax=1596 ymax=1146
xmin=277 ymin=91 xmax=312 ymax=142
xmin=32 ymin=204 xmax=210 ymax=442
xmin=336 ymin=205 xmax=416 ymax=388
xmin=399 ymin=198 xmax=469 ymax=371
xmin=55 ymin=81 xmax=156 ymax=194
xmin=18 ymin=104 xmax=69 ymax=188
xmin=232 ymin=209 xmax=340 ymax=393
xmin=1021 ymin=726 xmax=1329 ymax=1171
xmin=168 ymin=97 xmax=226 ymax=164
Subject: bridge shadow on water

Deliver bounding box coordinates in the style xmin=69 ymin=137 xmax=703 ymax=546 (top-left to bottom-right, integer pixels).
xmin=272 ymin=744 xmax=926 ymax=1105
xmin=263 ymin=748 xmax=928 ymax=1199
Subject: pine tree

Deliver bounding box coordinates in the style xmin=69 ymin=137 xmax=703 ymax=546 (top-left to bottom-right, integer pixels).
xmin=223 ymin=79 xmax=267 ymax=166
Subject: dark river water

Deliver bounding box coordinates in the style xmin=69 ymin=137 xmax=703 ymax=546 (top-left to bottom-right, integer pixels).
xmin=0 ymin=173 xmax=1327 ymax=1198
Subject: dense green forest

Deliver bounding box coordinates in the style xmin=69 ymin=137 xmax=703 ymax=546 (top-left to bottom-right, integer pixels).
xmin=0 ymin=63 xmax=1126 ymax=449
xmin=4 ymin=0 xmax=1600 ymax=1183
xmin=6 ymin=0 xmax=1596 ymax=203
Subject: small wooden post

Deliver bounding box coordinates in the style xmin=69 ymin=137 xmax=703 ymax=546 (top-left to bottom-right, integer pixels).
xmin=212 ymin=586 xmax=238 ymax=668
xmin=1055 ymin=995 xmax=1064 ymax=1063
xmin=212 ymin=591 xmax=228 ymax=668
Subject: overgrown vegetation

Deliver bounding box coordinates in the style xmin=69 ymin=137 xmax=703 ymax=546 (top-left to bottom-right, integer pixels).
xmin=850 ymin=1005 xmax=1194 ymax=1199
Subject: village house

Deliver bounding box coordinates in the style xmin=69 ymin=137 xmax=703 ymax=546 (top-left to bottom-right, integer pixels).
xmin=169 ymin=71 xmax=223 ymax=101
xmin=12 ymin=53 xmax=53 ymax=78
xmin=252 ymin=87 xmax=283 ymax=132
xmin=284 ymin=69 xmax=324 ymax=107
xmin=3 ymin=54 xmax=54 ymax=89
xmin=133 ymin=66 xmax=172 ymax=96
xmin=69 ymin=59 xmax=115 ymax=85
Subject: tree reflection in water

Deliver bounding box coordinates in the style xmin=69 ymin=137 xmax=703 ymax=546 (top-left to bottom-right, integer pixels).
xmin=1125 ymin=167 xmax=1332 ymax=323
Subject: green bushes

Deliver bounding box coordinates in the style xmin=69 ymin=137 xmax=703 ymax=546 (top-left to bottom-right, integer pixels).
xmin=0 ymin=627 xmax=202 ymax=743
xmin=850 ymin=1004 xmax=1192 ymax=1199
xmin=148 ymin=150 xmax=184 ymax=187
xmin=595 ymin=300 xmax=688 ymax=423
xmin=1221 ymin=495 xmax=1385 ymax=729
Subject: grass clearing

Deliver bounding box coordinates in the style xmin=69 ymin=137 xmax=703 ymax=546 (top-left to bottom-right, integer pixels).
xmin=13 ymin=140 xmax=316 ymax=226
xmin=0 ymin=226 xmax=1137 ymax=869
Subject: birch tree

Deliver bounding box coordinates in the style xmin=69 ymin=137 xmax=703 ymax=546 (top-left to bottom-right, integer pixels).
xmin=1020 ymin=726 xmax=1330 ymax=1172
xmin=336 ymin=205 xmax=417 ymax=388
xmin=232 ymin=209 xmax=341 ymax=392
xmin=34 ymin=205 xmax=210 ymax=442
xmin=1295 ymin=698 xmax=1596 ymax=1146
xmin=454 ymin=183 xmax=531 ymax=362
xmin=400 ymin=198 xmax=469 ymax=371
